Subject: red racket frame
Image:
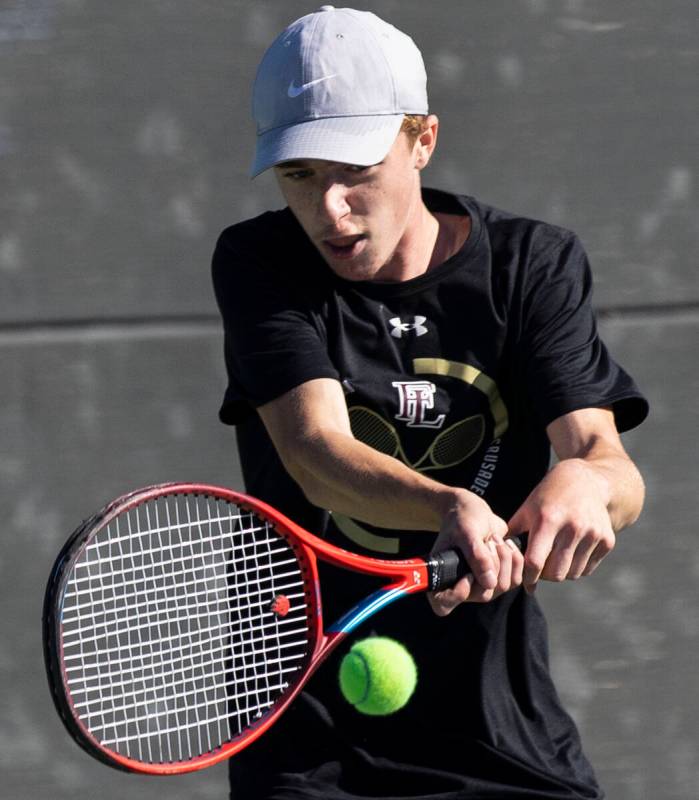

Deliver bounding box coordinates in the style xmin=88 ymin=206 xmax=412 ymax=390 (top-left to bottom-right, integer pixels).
xmin=44 ymin=483 xmax=436 ymax=774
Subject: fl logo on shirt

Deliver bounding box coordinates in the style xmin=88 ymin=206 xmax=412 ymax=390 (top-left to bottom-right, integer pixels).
xmin=392 ymin=380 xmax=446 ymax=429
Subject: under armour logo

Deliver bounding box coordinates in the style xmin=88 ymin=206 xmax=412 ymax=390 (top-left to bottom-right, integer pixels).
xmin=388 ymin=316 xmax=428 ymax=338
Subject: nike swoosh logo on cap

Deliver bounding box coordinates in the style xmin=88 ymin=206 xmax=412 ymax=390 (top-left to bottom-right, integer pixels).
xmin=287 ymin=74 xmax=337 ymax=98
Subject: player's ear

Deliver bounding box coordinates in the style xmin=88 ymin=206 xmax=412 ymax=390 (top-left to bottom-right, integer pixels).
xmin=414 ymin=114 xmax=439 ymax=170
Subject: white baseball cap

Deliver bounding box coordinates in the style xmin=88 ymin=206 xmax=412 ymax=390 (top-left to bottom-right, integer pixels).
xmin=250 ymin=5 xmax=429 ymax=177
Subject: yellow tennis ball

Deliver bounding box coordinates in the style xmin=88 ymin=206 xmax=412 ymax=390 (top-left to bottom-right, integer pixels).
xmin=338 ymin=636 xmax=417 ymax=715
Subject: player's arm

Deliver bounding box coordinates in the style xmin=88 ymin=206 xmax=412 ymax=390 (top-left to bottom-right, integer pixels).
xmin=258 ymin=378 xmax=451 ymax=530
xmin=508 ymin=406 xmax=645 ymax=592
xmin=257 ymin=377 xmax=523 ymax=607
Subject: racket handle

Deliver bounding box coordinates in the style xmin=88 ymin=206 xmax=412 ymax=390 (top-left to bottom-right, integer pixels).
xmin=426 ymin=534 xmax=527 ymax=591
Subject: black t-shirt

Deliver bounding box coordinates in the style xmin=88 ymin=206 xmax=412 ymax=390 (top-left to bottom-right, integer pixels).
xmin=212 ymin=188 xmax=648 ymax=799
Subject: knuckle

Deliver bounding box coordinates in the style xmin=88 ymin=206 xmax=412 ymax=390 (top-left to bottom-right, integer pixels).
xmin=524 ymin=556 xmax=544 ymax=575
xmin=567 ymin=520 xmax=585 ymax=540
xmin=467 ymin=542 xmax=490 ymax=568
xmin=538 ymin=504 xmax=566 ymax=527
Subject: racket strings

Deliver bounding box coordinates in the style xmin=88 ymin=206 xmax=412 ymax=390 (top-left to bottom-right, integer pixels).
xmin=60 ymin=494 xmax=312 ymax=765
xmin=62 ymin=556 xmax=302 ymax=636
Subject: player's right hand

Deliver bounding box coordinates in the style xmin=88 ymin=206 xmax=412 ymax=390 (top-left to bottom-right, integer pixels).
xmin=428 ymin=490 xmax=524 ymax=615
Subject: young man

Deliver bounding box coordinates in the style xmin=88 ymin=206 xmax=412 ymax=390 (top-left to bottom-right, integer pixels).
xmin=213 ymin=7 xmax=648 ymax=799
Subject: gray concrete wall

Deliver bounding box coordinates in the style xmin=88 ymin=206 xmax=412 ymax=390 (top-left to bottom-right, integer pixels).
xmin=1 ymin=2 xmax=697 ymax=798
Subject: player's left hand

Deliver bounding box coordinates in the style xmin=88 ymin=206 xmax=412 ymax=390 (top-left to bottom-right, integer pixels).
xmin=507 ymin=458 xmax=615 ymax=594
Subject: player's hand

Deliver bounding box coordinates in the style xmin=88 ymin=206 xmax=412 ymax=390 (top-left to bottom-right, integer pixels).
xmin=428 ymin=490 xmax=524 ymax=615
xmin=508 ymin=459 xmax=615 ymax=594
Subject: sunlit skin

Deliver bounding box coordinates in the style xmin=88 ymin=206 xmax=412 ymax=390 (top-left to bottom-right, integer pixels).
xmin=274 ymin=115 xmax=468 ymax=283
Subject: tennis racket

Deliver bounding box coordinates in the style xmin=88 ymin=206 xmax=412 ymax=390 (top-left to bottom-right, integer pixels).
xmin=43 ymin=482 xmax=522 ymax=775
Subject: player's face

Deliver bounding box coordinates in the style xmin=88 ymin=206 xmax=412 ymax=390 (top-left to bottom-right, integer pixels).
xmin=274 ymin=121 xmax=436 ymax=282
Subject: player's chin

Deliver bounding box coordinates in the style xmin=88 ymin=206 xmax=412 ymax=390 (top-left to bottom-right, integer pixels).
xmin=325 ymin=258 xmax=380 ymax=282
xmin=319 ymin=243 xmax=384 ymax=281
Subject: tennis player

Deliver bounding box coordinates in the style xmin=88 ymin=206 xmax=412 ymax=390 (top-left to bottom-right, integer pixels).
xmin=213 ymin=6 xmax=648 ymax=799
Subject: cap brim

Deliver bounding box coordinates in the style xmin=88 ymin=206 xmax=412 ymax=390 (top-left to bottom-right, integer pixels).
xmin=250 ymin=114 xmax=405 ymax=178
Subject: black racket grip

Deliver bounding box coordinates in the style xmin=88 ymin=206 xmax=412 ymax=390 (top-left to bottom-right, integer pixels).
xmin=426 ymin=534 xmax=527 ymax=591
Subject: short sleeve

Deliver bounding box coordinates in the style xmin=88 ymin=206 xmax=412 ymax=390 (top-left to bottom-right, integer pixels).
xmin=518 ymin=232 xmax=648 ymax=433
xmin=212 ymin=224 xmax=339 ymax=425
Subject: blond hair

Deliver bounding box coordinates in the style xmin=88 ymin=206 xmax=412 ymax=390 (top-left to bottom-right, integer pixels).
xmin=401 ymin=114 xmax=429 ymax=144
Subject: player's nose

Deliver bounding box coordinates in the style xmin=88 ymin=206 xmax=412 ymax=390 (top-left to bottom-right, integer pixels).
xmin=318 ymin=181 xmax=351 ymax=224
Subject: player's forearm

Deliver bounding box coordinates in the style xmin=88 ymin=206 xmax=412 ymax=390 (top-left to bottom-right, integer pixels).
xmin=280 ymin=427 xmax=460 ymax=531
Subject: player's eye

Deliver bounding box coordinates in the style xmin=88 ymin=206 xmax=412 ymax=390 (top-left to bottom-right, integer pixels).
xmin=282 ymin=169 xmax=313 ymax=180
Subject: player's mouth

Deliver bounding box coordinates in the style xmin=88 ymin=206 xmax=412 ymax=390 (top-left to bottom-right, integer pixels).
xmin=322 ymin=234 xmax=367 ymax=260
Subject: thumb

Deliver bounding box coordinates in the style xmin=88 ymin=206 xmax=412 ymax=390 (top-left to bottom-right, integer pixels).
xmin=507 ymin=504 xmax=529 ymax=537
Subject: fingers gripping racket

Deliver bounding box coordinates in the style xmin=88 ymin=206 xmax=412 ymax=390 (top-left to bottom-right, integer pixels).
xmin=43 ymin=483 xmax=519 ymax=775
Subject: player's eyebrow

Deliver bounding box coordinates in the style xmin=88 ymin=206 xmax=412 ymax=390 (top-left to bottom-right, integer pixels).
xmin=277 ymin=160 xmax=311 ymax=168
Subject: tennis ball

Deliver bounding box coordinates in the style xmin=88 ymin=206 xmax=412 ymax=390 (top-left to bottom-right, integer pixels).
xmin=338 ymin=636 xmax=417 ymax=715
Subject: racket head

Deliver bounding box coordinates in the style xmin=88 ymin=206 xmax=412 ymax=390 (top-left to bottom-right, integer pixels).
xmin=42 ymin=483 xmax=323 ymax=774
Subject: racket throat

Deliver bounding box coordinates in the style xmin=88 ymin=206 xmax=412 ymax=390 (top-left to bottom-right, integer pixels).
xmin=327 ymin=585 xmax=409 ymax=636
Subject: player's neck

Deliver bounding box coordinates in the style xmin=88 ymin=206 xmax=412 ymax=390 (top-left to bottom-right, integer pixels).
xmin=392 ymin=202 xmax=470 ymax=280
xmin=377 ymin=185 xmax=471 ymax=283
xmin=383 ymin=199 xmax=441 ymax=282
xmin=429 ymin=211 xmax=471 ymax=270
